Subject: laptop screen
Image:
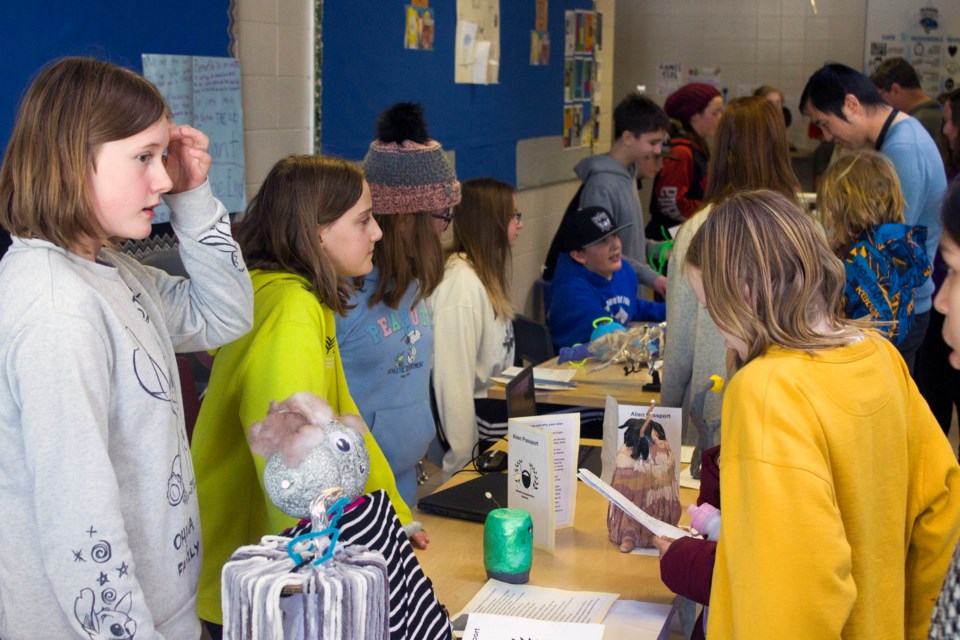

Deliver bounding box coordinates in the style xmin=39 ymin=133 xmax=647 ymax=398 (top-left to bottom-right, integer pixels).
xmin=505 ymin=364 xmax=537 ymax=418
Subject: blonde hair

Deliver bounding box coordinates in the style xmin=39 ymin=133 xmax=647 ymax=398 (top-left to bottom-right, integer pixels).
xmin=816 ymin=150 xmax=904 ymax=249
xmin=236 ymin=155 xmax=365 ymax=315
xmin=684 ymin=190 xmax=867 ymax=367
xmin=448 ymin=178 xmax=515 ymax=320
xmin=367 ymin=211 xmax=444 ymax=309
xmin=0 ymin=57 xmax=168 ymax=252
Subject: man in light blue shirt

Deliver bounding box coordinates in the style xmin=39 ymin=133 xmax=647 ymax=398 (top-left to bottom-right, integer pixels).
xmin=801 ymin=62 xmax=947 ymax=374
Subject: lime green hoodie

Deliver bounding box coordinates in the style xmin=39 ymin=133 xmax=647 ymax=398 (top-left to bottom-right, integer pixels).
xmin=191 ymin=269 xmax=411 ymax=624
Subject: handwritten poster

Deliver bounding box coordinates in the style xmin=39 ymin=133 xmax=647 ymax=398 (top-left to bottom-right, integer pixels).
xmin=142 ymin=54 xmax=246 ymax=222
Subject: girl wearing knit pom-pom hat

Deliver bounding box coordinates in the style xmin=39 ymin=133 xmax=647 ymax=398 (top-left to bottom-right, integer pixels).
xmin=338 ymin=102 xmax=460 ymax=509
xmin=647 ymin=82 xmax=723 ymax=239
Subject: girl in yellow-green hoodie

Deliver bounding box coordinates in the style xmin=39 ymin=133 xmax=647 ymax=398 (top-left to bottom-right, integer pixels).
xmin=191 ymin=155 xmax=423 ymax=635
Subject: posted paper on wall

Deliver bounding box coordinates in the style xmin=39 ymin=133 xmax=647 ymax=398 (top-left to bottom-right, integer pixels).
xmin=455 ymin=0 xmax=500 ymax=84
xmin=142 ymin=54 xmax=246 ymax=222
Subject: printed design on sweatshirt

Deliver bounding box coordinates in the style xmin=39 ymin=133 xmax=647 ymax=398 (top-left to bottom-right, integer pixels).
xmin=604 ymin=295 xmax=631 ymax=325
xmin=199 ymin=214 xmax=244 ymax=271
xmin=127 ymin=328 xmax=172 ymax=404
xmin=390 ymin=327 xmax=423 ymax=377
xmin=363 ymin=303 xmax=431 ymax=346
xmin=130 ymin=292 xmax=150 ymax=324
xmin=74 ymin=587 xmax=136 ymax=640
xmin=503 ymin=321 xmax=516 ymax=352
xmin=125 ymin=327 xmax=196 ymax=508
xmin=70 ymin=525 xmax=137 ymax=639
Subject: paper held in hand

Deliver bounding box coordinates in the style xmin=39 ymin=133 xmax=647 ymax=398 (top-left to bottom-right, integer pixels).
xmin=577 ymin=468 xmax=691 ymax=540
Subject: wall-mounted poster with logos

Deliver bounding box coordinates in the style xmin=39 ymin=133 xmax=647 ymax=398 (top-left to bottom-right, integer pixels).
xmin=864 ymin=3 xmax=959 ymax=95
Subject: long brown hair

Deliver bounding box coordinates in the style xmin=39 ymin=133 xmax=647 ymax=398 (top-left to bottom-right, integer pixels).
xmin=685 ymin=190 xmax=867 ymax=368
xmin=367 ymin=212 xmax=444 ymax=309
xmin=702 ymin=96 xmax=799 ymax=203
xmin=0 ymin=57 xmax=168 ymax=252
xmin=236 ymin=155 xmax=365 ymax=315
xmin=448 ymin=178 xmax=515 ymax=320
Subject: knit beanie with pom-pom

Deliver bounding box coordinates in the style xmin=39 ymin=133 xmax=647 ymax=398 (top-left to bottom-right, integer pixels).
xmin=362 ymin=103 xmax=461 ymax=215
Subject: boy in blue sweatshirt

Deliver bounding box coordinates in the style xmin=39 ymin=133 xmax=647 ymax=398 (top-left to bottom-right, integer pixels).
xmin=548 ymin=206 xmax=665 ymax=350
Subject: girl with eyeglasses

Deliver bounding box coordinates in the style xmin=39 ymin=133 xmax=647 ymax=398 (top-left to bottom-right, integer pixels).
xmin=337 ymin=103 xmax=460 ymax=507
xmin=432 ymin=177 xmax=523 ymax=479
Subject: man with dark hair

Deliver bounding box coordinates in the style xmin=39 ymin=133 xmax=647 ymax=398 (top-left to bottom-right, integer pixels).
xmin=801 ymin=62 xmax=947 ymax=374
xmin=870 ymin=57 xmax=949 ymax=168
xmin=571 ymin=92 xmax=671 ymax=296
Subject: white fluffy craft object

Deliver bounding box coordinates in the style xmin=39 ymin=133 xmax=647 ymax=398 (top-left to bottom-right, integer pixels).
xmin=247 ymin=392 xmax=369 ymax=519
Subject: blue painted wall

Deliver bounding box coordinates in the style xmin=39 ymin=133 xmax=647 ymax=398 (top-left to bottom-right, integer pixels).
xmin=321 ymin=0 xmax=591 ymax=185
xmin=0 ymin=1 xmax=231 ymax=155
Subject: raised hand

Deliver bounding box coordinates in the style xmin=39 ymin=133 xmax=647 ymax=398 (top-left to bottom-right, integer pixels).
xmin=165 ymin=124 xmax=212 ymax=194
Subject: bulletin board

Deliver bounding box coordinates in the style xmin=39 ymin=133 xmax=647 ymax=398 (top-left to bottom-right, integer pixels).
xmin=864 ymin=1 xmax=960 ymax=95
xmin=320 ymin=0 xmax=593 ymax=186
xmin=0 ymin=1 xmax=232 ymax=156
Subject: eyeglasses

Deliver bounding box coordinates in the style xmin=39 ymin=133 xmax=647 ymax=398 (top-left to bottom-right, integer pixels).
xmin=513 ymin=211 xmax=523 ymax=222
xmin=430 ymin=207 xmax=454 ymax=231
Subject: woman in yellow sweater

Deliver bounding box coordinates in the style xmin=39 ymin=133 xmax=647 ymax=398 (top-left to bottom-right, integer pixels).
xmin=682 ymin=189 xmax=960 ymax=639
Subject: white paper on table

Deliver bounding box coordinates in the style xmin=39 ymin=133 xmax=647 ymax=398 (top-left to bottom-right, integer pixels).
xmin=493 ymin=365 xmax=578 ymax=385
xmin=577 ymin=468 xmax=691 ymax=540
xmin=472 ymin=40 xmax=492 ymax=84
xmin=452 ymin=579 xmax=618 ymax=627
xmin=601 ymin=599 xmax=677 ymax=640
xmin=509 ymin=413 xmax=580 ymax=528
xmin=508 ymin=422 xmax=555 ymax=551
xmin=463 ymin=612 xmax=604 ymax=640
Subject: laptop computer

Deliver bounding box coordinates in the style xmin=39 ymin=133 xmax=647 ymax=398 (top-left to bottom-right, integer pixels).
xmin=508 ymin=362 xmax=601 ymax=476
xmin=505 ymin=364 xmax=537 ymax=418
xmin=416 ymin=471 xmax=507 ymax=523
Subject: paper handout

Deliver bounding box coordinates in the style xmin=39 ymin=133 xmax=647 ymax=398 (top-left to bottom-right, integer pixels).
xmin=577 ymin=468 xmax=691 ymax=540
xmin=463 ymin=612 xmax=604 ymax=640
xmin=508 ymin=422 xmax=555 ymax=551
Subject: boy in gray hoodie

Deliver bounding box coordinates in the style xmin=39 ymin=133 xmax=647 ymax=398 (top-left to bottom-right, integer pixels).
xmin=574 ymin=93 xmax=671 ymax=296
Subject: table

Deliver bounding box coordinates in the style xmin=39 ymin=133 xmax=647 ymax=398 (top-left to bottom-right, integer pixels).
xmin=412 ymin=450 xmax=697 ymax=617
xmin=486 ymin=356 xmax=660 ymax=408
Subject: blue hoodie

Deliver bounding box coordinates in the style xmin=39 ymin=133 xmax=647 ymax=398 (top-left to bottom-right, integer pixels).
xmin=548 ymin=253 xmax=665 ymax=349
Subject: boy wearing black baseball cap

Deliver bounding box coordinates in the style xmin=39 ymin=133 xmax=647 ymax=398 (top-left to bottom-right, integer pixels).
xmin=547 ymin=206 xmax=665 ymax=350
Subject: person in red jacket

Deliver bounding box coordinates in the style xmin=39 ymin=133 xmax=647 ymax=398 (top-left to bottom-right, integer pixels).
xmin=653 ymin=446 xmax=719 ymax=640
xmin=647 ymin=83 xmax=723 ymax=240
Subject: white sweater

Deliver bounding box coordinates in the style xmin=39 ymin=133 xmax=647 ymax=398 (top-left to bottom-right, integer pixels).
xmin=0 ymin=182 xmax=253 ymax=639
xmin=432 ymin=254 xmax=515 ymax=479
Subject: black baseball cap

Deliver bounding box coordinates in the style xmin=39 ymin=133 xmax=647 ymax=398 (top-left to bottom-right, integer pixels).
xmin=555 ymin=206 xmax=633 ymax=253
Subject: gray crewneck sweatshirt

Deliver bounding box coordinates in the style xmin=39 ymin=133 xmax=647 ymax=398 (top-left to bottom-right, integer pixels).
xmin=0 ymin=181 xmax=253 ymax=639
